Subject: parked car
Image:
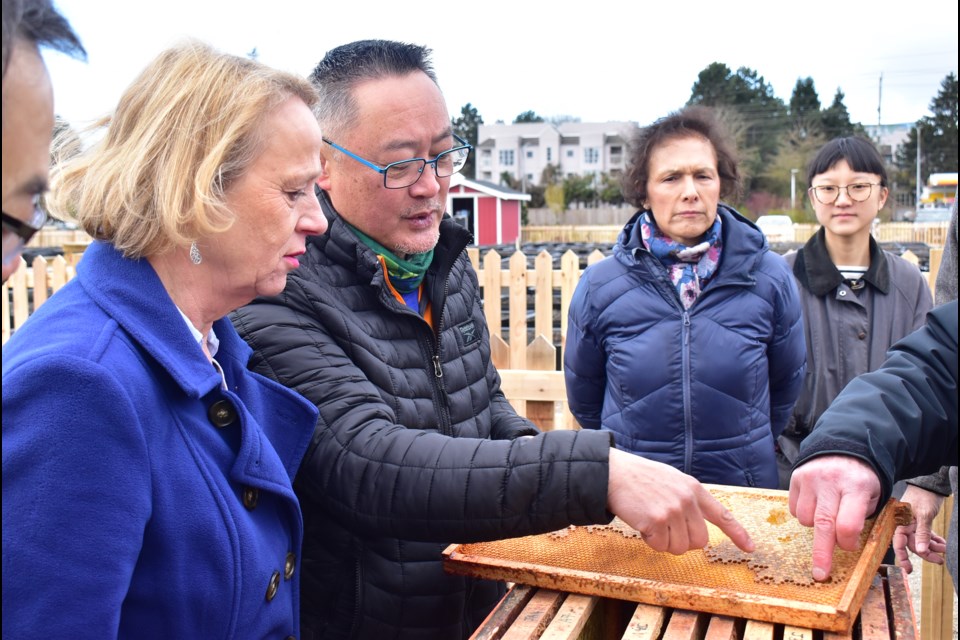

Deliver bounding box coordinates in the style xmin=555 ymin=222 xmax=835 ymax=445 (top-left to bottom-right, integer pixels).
xmin=755 ymin=214 xmax=795 ymax=243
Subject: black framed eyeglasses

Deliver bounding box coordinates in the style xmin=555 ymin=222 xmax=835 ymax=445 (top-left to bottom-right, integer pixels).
xmin=808 ymin=182 xmax=881 ymax=205
xmin=2 ymin=197 xmax=48 ymax=266
xmin=323 ymin=134 xmax=472 ymax=189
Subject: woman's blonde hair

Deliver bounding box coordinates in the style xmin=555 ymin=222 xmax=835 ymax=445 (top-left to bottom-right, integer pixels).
xmin=48 ymin=40 xmax=319 ymax=258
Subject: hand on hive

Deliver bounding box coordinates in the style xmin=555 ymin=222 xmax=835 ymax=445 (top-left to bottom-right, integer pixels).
xmin=892 ymin=484 xmax=947 ymax=573
xmin=606 ymin=448 xmax=755 ymax=555
xmin=788 ymin=455 xmax=881 ymax=582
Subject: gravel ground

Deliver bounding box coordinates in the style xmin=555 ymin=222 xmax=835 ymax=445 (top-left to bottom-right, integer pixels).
xmin=906 ymin=551 xmax=958 ymax=638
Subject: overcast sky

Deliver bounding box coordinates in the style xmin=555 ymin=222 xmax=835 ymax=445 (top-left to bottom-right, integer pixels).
xmin=45 ymin=0 xmax=958 ymax=133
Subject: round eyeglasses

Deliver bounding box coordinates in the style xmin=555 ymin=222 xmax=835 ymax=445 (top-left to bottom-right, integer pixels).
xmin=2 ymin=197 xmax=48 ymax=266
xmin=808 ymin=182 xmax=881 ymax=205
xmin=324 ymin=135 xmax=472 ymax=189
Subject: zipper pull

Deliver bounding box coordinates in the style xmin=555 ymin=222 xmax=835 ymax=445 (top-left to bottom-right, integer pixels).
xmin=432 ymin=355 xmax=444 ymax=378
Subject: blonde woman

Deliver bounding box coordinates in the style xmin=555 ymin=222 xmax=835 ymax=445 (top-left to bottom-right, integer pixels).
xmin=2 ymin=41 xmax=326 ymax=637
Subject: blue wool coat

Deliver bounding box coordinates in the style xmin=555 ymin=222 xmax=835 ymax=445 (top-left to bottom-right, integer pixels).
xmin=564 ymin=206 xmax=806 ymax=488
xmin=2 ymin=242 xmax=318 ymax=639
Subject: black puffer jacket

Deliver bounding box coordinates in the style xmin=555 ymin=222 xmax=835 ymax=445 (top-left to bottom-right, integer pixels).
xmin=231 ymin=198 xmax=614 ymax=640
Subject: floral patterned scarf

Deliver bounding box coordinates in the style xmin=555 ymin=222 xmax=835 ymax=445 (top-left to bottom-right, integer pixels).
xmin=639 ymin=212 xmax=723 ymax=309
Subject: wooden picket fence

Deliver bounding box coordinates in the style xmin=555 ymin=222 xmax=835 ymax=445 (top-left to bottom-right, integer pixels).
xmin=523 ymin=221 xmax=950 ymax=247
xmin=2 ymin=243 xmax=943 ymax=369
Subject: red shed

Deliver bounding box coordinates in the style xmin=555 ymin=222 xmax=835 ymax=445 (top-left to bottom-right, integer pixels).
xmin=446 ymin=174 xmax=531 ymax=246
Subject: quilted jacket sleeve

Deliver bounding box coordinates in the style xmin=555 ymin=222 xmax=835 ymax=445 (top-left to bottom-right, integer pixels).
xmin=796 ymin=301 xmax=959 ymax=510
xmin=232 ymin=285 xmax=614 ymax=544
xmin=563 ymin=269 xmax=607 ymax=431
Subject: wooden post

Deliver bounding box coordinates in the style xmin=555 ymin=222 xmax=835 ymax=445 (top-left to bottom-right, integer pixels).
xmin=31 ymin=255 xmax=49 ymax=308
xmin=508 ymin=252 xmax=528 ymax=370
xmin=927 ymin=246 xmax=943 ymax=300
xmin=920 ymin=493 xmax=955 ymax=640
xmin=10 ymin=258 xmax=29 ymax=332
xmin=533 ymin=251 xmax=553 ymax=344
xmin=482 ymin=250 xmax=503 ymax=349
xmin=524 ymin=336 xmax=558 ymax=431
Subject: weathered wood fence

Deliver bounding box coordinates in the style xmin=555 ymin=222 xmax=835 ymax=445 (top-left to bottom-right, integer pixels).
xmin=2 ymin=243 xmax=944 ymax=371
xmin=523 ymin=222 xmax=950 ymax=247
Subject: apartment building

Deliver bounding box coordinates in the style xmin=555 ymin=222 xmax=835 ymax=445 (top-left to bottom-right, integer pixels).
xmin=475 ymin=121 xmax=638 ymax=188
xmin=862 ymin=122 xmax=918 ymax=216
xmin=862 ymin=122 xmax=912 ymax=166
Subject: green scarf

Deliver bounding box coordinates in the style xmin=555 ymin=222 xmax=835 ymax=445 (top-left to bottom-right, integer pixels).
xmin=346 ymin=223 xmax=434 ymax=294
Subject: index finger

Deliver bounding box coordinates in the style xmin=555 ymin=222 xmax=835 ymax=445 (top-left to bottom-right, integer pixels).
xmin=811 ymin=486 xmax=870 ymax=582
xmin=699 ymin=490 xmax=754 ymax=552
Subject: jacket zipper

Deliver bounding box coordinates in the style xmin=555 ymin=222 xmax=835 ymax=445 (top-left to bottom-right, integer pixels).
xmin=429 ymin=266 xmax=454 ymax=436
xmin=681 ymin=311 xmax=693 ymax=474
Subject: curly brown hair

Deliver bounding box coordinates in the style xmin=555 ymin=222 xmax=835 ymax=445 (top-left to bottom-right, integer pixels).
xmin=621 ymin=105 xmax=741 ymax=209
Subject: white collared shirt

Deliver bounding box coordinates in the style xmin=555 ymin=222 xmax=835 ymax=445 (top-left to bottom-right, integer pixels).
xmin=176 ymin=307 xmax=227 ymax=389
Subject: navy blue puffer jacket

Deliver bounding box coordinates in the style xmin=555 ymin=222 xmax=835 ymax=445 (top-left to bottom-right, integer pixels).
xmin=564 ymin=205 xmax=806 ymax=488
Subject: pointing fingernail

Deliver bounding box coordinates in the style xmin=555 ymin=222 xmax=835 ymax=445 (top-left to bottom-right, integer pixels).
xmin=813 ymin=568 xmax=827 ymax=582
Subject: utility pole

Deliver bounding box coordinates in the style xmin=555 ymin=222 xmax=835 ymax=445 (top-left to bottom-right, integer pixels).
xmin=790 ymin=169 xmax=798 ymax=211
xmin=915 ymin=125 xmax=922 ymax=211
xmin=877 ymin=73 xmax=883 ymax=126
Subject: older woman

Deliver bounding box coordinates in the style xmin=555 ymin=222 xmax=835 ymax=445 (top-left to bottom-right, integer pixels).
xmin=564 ymin=105 xmax=806 ymax=489
xmin=2 ymin=42 xmax=326 ymax=637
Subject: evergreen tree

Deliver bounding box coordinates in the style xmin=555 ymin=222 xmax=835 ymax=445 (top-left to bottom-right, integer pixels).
xmin=513 ymin=110 xmax=545 ymax=124
xmin=688 ymin=63 xmax=788 ymax=192
xmin=820 ymin=89 xmax=859 ymax=139
xmin=789 ymin=77 xmax=821 ymax=140
xmin=452 ymin=103 xmax=484 ymax=179
xmin=896 ymin=73 xmax=959 ymax=191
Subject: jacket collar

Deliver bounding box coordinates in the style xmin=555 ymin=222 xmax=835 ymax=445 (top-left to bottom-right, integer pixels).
xmin=793 ymin=226 xmax=889 ymax=296
xmin=617 ymin=204 xmax=766 ymax=284
xmin=314 ymin=189 xmax=470 ymax=283
xmin=77 ymin=241 xmax=248 ymax=399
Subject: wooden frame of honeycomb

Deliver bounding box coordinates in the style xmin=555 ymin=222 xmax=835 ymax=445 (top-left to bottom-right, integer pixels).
xmin=443 ymin=486 xmax=908 ymax=633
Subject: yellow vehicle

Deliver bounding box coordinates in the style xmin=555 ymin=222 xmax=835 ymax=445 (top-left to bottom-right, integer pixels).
xmin=919 ymin=172 xmax=958 ymax=209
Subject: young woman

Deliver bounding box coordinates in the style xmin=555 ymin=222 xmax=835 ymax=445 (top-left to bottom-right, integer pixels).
xmin=776 ymin=136 xmax=933 ymax=488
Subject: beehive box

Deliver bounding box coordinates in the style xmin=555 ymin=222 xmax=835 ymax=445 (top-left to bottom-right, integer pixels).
xmin=443 ymin=486 xmax=909 ymax=633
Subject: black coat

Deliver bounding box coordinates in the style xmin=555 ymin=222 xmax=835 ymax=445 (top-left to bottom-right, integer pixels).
xmin=232 ymin=198 xmax=613 ymax=640
xmin=796 ymin=300 xmax=959 ymax=509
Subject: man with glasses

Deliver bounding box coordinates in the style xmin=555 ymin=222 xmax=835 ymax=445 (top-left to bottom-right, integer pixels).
xmin=776 ymin=136 xmax=933 ymax=491
xmin=2 ymin=0 xmax=85 ymax=283
xmin=232 ymin=39 xmax=753 ymax=640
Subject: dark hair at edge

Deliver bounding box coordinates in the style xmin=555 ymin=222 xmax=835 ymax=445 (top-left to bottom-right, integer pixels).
xmin=806 ymin=136 xmax=888 ymax=187
xmin=2 ymin=0 xmax=85 ymax=81
xmin=308 ymin=39 xmax=437 ymax=139
xmin=309 ymin=39 xmax=436 ymax=86
xmin=621 ymin=105 xmax=741 ymax=210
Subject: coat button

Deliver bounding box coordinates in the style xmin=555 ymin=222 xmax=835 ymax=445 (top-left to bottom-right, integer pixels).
xmin=838 ymin=290 xmax=847 ymax=297
xmin=208 ymin=400 xmax=236 ymax=428
xmin=265 ymin=570 xmax=281 ymax=602
xmin=242 ymin=486 xmax=259 ymax=510
xmin=284 ymin=552 xmax=296 ymax=580
xmin=858 ymin=331 xmax=867 ymax=340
